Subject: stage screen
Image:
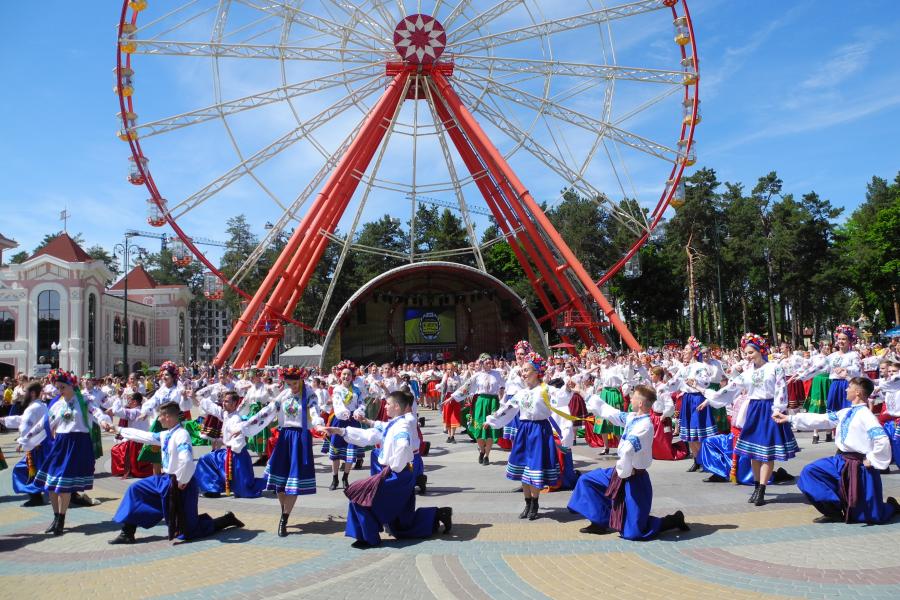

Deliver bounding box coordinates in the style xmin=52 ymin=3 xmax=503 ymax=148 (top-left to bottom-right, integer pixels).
xmin=404 ymin=307 xmax=456 ymax=345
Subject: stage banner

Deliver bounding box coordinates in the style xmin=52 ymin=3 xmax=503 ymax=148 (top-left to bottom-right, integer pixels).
xmin=404 ymin=307 xmax=456 ymax=345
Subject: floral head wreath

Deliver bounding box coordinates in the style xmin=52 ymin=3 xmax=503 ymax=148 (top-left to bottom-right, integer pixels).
xmin=49 ymin=369 xmax=78 ymax=388
xmin=686 ymin=336 xmax=705 ymax=360
xmin=160 ymin=361 xmax=179 ymax=378
xmin=524 ymin=352 xmax=547 ymax=376
xmin=336 ymin=360 xmax=356 ymax=373
xmin=514 ymin=340 xmax=532 ymax=354
xmin=833 ymin=324 xmax=858 ymax=344
xmin=279 ymin=366 xmax=309 ymax=380
xmin=477 ymin=353 xmax=492 ymax=362
xmin=246 ymin=368 xmax=260 ymax=377
xmin=740 ymin=333 xmax=769 ymax=360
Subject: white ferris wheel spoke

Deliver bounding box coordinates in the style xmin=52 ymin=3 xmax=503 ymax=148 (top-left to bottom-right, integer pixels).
xmin=457 ymin=67 xmax=680 ymax=164
xmin=135 ymin=63 xmax=381 ymax=138
xmin=314 ymin=75 xmax=414 ymax=330
xmin=229 ymin=115 xmax=371 ymax=288
xmin=134 ymin=1 xmax=216 ymax=39
xmin=441 ymin=0 xmax=474 ymax=32
xmin=449 ymin=0 xmax=666 ymax=54
xmin=446 ymin=0 xmax=524 ymax=42
xmin=322 ymin=0 xmax=396 ymax=39
xmin=128 ymin=39 xmax=391 ymax=62
xmin=453 ymin=81 xmax=647 ymax=237
xmin=422 ymin=80 xmax=486 ymax=271
xmin=454 ymin=55 xmax=686 ymax=85
xmin=233 ymin=0 xmax=393 ymax=47
xmin=168 ymin=77 xmax=384 ymax=220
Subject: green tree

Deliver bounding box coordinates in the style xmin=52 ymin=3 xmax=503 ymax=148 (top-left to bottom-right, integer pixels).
xmin=8 ymin=251 xmax=28 ymax=264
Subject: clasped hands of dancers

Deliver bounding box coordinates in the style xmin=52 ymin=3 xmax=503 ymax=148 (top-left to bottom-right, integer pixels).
xmin=5 ymin=327 xmax=899 ymax=549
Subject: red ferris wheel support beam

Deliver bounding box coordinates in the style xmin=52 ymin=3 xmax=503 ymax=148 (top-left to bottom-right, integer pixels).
xmin=216 ymin=69 xmax=412 ymax=367
xmin=430 ymin=70 xmax=640 ymax=351
xmin=427 ymin=84 xmax=597 ymax=346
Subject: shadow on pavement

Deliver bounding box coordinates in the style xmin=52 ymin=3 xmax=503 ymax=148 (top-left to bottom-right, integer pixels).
xmin=292 ymin=516 xmax=347 ymax=535
xmin=658 ymin=522 xmax=739 ymax=541
xmin=420 ymin=486 xmax=475 ymax=496
xmin=382 ymin=522 xmax=494 ymax=548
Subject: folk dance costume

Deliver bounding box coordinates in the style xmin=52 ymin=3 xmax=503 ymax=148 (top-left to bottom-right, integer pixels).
xmin=241 ymin=379 xmax=275 ymax=458
xmin=649 ymin=374 xmax=689 ymax=461
xmin=452 ymin=362 xmax=505 ymax=463
xmin=483 ymin=383 xmax=571 ymax=503
xmin=439 ymin=370 xmax=462 ymax=442
xmin=799 ymin=351 xmax=831 ymax=414
xmin=194 ymin=395 xmax=267 ymax=498
xmin=18 ymin=392 xmax=110 ymax=495
xmin=568 ymin=397 xmax=688 ymax=539
xmin=111 ymin=423 xmax=243 ymax=543
xmin=704 ymin=340 xmax=798 ymax=505
xmin=792 ymin=405 xmax=897 ymax=524
xmin=85 ymin=384 xmax=109 ymax=459
xmin=244 ymin=386 xmax=323 ymax=496
xmin=1 ymin=399 xmax=51 ymax=504
xmin=108 ymin=400 xmax=153 ymax=478
xmin=197 ymin=379 xmax=235 ymax=442
xmin=591 ymin=363 xmax=628 ymax=441
xmin=498 ymin=363 xmax=528 ymax=449
xmin=780 ymin=351 xmax=807 ymax=413
xmin=341 ymin=413 xmax=451 ymax=547
xmin=876 ymin=375 xmax=900 ymax=469
xmin=139 ymin=382 xmax=190 ymax=464
xmin=678 ymin=359 xmax=717 ymax=443
xmin=323 ymin=382 xmax=366 ymax=486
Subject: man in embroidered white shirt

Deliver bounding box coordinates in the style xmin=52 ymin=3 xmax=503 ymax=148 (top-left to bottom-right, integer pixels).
xmin=109 ymin=401 xmax=244 ymax=544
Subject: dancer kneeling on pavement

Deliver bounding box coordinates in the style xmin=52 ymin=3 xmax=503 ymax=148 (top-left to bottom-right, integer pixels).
xmin=483 ymin=352 xmax=570 ymax=521
xmin=568 ymin=384 xmax=688 ymax=539
xmin=110 ymin=401 xmax=243 ymax=544
xmin=319 ymin=390 xmax=451 ymax=548
xmin=774 ymin=377 xmax=899 ymax=524
xmin=699 ymin=333 xmax=799 ymax=507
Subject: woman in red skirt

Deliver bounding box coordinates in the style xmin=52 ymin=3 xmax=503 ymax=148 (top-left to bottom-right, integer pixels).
xmin=439 ymin=362 xmax=462 ymax=442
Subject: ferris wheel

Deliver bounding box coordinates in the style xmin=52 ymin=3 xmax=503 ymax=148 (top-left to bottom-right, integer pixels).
xmin=115 ymin=0 xmax=699 ymax=367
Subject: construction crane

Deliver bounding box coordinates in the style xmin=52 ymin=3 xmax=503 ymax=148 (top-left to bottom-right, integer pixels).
xmin=405 ymin=194 xmax=494 ymax=217
xmin=125 ymin=229 xmax=228 ymax=253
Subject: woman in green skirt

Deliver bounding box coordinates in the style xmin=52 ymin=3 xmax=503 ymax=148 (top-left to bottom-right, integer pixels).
xmin=452 ymin=354 xmax=504 ymax=465
xmin=593 ymin=352 xmax=627 ymax=454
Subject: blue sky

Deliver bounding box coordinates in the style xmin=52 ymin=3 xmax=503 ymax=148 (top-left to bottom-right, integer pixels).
xmin=2 ymin=1 xmax=899 ymax=270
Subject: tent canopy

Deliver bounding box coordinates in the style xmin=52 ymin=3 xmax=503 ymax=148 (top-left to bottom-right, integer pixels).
xmin=279 ymin=344 xmax=323 ymax=367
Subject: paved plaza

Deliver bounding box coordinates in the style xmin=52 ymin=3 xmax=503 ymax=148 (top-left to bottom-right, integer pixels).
xmin=2 ymin=416 xmax=900 ymax=600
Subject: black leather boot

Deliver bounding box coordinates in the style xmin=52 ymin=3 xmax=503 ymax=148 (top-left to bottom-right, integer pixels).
xmin=519 ymin=498 xmax=532 ymax=519
xmin=416 ymin=474 xmax=427 ymax=495
xmin=342 ymin=472 xmax=350 ymax=489
xmin=109 ymin=524 xmax=137 ymax=544
xmin=528 ymin=498 xmax=539 ymax=520
xmin=45 ymin=513 xmax=59 ymax=534
xmin=52 ymin=513 xmax=66 ymax=536
xmin=748 ymin=483 xmax=760 ymax=504
xmin=278 ymin=513 xmax=289 ymax=537
xmin=435 ymin=507 xmax=452 ymax=534
xmin=754 ymin=485 xmax=767 ymax=506
xmin=329 ymin=475 xmax=339 ymax=491
xmin=213 ymin=511 xmax=244 ymax=531
xmin=687 ymin=460 xmax=700 ymax=472
xmin=660 ymin=510 xmax=690 ymax=532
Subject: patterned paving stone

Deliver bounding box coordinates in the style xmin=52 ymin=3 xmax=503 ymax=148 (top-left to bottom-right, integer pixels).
xmin=3 ymin=421 xmax=900 ymax=599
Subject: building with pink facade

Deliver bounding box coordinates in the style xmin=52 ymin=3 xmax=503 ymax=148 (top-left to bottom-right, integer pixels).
xmin=0 ymin=233 xmax=192 ymax=378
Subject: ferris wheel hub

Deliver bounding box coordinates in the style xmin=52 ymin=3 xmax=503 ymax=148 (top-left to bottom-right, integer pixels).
xmin=393 ymin=14 xmax=446 ymax=65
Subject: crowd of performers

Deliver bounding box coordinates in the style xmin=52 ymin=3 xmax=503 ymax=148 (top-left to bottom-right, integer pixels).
xmin=1 ymin=326 xmax=899 ymax=546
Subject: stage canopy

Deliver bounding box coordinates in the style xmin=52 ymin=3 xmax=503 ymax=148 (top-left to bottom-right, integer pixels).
xmin=320 ymin=262 xmax=547 ymax=368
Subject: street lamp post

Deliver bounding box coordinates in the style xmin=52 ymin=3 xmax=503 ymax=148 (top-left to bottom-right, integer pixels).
xmin=202 ymin=341 xmax=211 ymax=364
xmin=114 ymin=233 xmax=142 ymax=376
xmin=50 ymin=341 xmax=60 ymax=369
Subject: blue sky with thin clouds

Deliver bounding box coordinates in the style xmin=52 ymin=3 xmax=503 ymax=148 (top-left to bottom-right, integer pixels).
xmin=1 ymin=1 xmax=899 ymax=270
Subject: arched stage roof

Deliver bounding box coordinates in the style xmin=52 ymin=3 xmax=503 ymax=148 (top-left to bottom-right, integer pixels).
xmin=320 ymin=262 xmax=548 ymax=368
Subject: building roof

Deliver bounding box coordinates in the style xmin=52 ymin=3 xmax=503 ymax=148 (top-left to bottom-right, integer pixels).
xmin=0 ymin=233 xmax=17 ymax=251
xmin=110 ymin=264 xmax=160 ymax=290
xmin=30 ymin=232 xmax=92 ymax=262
